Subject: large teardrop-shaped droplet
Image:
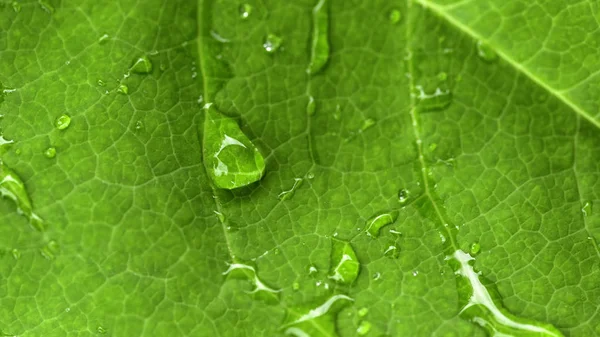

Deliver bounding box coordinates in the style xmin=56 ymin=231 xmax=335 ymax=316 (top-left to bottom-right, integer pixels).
xmin=202 ymin=106 xmax=265 ymax=189
xmin=0 ymin=160 xmax=44 ymax=231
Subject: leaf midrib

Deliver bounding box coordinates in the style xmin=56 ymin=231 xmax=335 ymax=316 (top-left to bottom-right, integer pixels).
xmin=415 ymin=0 xmax=600 ymax=130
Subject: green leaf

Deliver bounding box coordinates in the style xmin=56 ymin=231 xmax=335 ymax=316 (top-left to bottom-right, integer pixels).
xmin=1 ymin=0 xmax=599 ymax=336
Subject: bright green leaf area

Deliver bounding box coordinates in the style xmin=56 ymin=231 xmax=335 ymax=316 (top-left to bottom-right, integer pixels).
xmin=1 ymin=0 xmax=600 ymax=336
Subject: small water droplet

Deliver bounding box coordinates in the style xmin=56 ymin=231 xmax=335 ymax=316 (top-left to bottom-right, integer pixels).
xmin=582 ymin=201 xmax=592 ymax=217
xmin=263 ymin=34 xmax=283 ymax=53
xmin=470 ymin=242 xmax=481 ymax=255
xmin=117 ymin=84 xmax=129 ymax=95
xmin=210 ymin=30 xmax=230 ymax=43
xmin=333 ymin=104 xmax=341 ymax=120
xmin=97 ymin=79 xmax=106 ymax=87
xmin=133 ymin=120 xmax=144 ymax=131
xmin=308 ymin=265 xmax=318 ymax=275
xmin=437 ymin=72 xmax=448 ymax=81
xmin=365 ymin=211 xmax=399 ymax=237
xmin=428 ymin=143 xmax=438 ymax=152
xmin=40 ymin=240 xmax=59 ymax=260
xmin=358 ymin=307 xmax=369 ymax=317
xmin=239 ymin=3 xmax=252 ymax=19
xmin=389 ymin=229 xmax=402 ymax=236
xmin=278 ymin=178 xmax=304 ymax=201
xmin=476 ymin=41 xmax=498 ymax=62
xmin=98 ymin=34 xmax=110 ymax=44
xmin=202 ymin=106 xmax=266 ymax=189
xmin=292 ymin=281 xmax=300 ymax=290
xmin=306 ymin=172 xmax=315 ymax=179
xmin=55 ymin=115 xmax=71 ymax=130
xmin=306 ymin=95 xmax=316 ymax=116
xmin=222 ymin=262 xmax=280 ymax=295
xmin=413 ymin=85 xmax=452 ymax=111
xmin=383 ymin=244 xmax=400 ymax=259
xmin=0 ymin=160 xmax=45 ymax=231
xmin=131 ymin=56 xmax=153 ymax=74
xmin=357 ymin=321 xmax=372 ymax=335
xmin=360 ymin=118 xmax=376 ymax=132
xmin=412 ymin=270 xmax=419 ymax=277
xmin=306 ymin=0 xmax=330 ymax=75
xmin=65 ymin=307 xmax=71 ymax=313
xmin=398 ymin=188 xmax=409 ymax=204
xmin=38 ymin=0 xmax=54 ymax=13
xmin=214 ymin=210 xmax=225 ymax=223
xmin=44 ymin=147 xmax=56 ymax=158
xmin=328 ymin=240 xmax=359 ymax=284
xmin=372 ymin=272 xmax=381 ymax=281
xmin=11 ymin=248 xmax=20 ymax=260
xmin=388 ymin=9 xmax=401 ymax=23
xmin=97 ymin=326 xmax=108 ymax=334
xmin=12 ymin=1 xmax=21 ymax=12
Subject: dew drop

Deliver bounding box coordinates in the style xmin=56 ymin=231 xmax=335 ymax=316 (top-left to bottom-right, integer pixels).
xmin=214 ymin=210 xmax=225 ymax=223
xmin=306 ymin=95 xmax=316 ymax=116
xmin=202 ymin=106 xmax=265 ymax=189
xmin=44 ymin=147 xmax=56 ymax=159
xmin=97 ymin=326 xmax=107 ymax=334
xmin=282 ymin=295 xmax=354 ymax=336
xmin=11 ymin=248 xmax=20 ymax=260
xmin=412 ymin=270 xmax=419 ymax=277
xmin=398 ymin=188 xmax=409 ymax=204
xmin=292 ymin=281 xmax=300 ymax=291
xmin=0 ymin=160 xmax=44 ymax=231
xmin=12 ymin=1 xmax=21 ymax=12
xmin=365 ymin=211 xmax=399 ymax=237
xmin=357 ymin=321 xmax=372 ymax=335
xmin=222 ymin=262 xmax=280 ymax=295
xmin=470 ymin=242 xmax=481 ymax=255
xmin=239 ymin=3 xmax=252 ymax=19
xmin=476 ymin=41 xmax=498 ymax=62
xmin=278 ymin=178 xmax=304 ymax=201
xmin=197 ymin=95 xmax=204 ymax=105
xmin=135 ymin=120 xmax=144 ymax=130
xmin=38 ymin=0 xmax=54 ymax=13
xmin=328 ymin=240 xmax=359 ymax=284
xmin=358 ymin=307 xmax=369 ymax=317
xmin=360 ymin=118 xmax=376 ymax=132
xmin=413 ymin=85 xmax=452 ymax=111
xmin=98 ymin=34 xmax=110 ymax=44
xmin=130 ymin=56 xmax=153 ymax=74
xmin=97 ymin=79 xmax=106 ymax=87
xmin=306 ymin=172 xmax=315 ymax=179
xmin=55 ymin=114 xmax=71 ymax=130
xmin=428 ymin=143 xmax=438 ymax=152
xmin=372 ymin=272 xmax=381 ymax=281
xmin=308 ymin=265 xmax=318 ymax=275
xmin=389 ymin=9 xmax=401 ymax=23
xmin=383 ymin=244 xmax=400 ymax=259
xmin=437 ymin=72 xmax=448 ymax=81
xmin=306 ymin=0 xmax=330 ymax=75
xmin=40 ymin=240 xmax=59 ymax=260
xmin=263 ymin=33 xmax=283 ymax=53
xmin=117 ymin=84 xmax=129 ymax=95
xmin=582 ymin=201 xmax=592 ymax=217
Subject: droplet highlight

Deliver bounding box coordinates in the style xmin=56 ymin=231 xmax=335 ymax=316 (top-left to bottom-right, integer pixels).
xmin=239 ymin=3 xmax=252 ymax=19
xmin=202 ymin=106 xmax=265 ymax=189
xmin=398 ymin=188 xmax=409 ymax=204
xmin=263 ymin=34 xmax=283 ymax=53
xmin=306 ymin=0 xmax=330 ymax=75
xmin=328 ymin=239 xmax=359 ymax=284
xmin=365 ymin=211 xmax=399 ymax=237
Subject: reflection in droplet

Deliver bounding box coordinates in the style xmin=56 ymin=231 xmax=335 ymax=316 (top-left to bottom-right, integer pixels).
xmin=239 ymin=3 xmax=252 ymax=19
xmin=328 ymin=240 xmax=359 ymax=284
xmin=365 ymin=211 xmax=399 ymax=237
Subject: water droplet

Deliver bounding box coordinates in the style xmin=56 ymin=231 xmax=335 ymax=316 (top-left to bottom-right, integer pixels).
xmin=0 ymin=135 xmax=13 ymax=147
xmin=372 ymin=272 xmax=381 ymax=281
xmin=12 ymin=1 xmax=21 ymax=12
xmin=360 ymin=118 xmax=376 ymax=132
xmin=65 ymin=307 xmax=71 ymax=313
xmin=383 ymin=244 xmax=400 ymax=259
xmin=239 ymin=3 xmax=252 ymax=19
xmin=428 ymin=143 xmax=438 ymax=152
xmin=117 ymin=84 xmax=129 ymax=95
xmin=333 ymin=104 xmax=341 ymax=120
xmin=412 ymin=270 xmax=419 ymax=277
xmin=202 ymin=106 xmax=265 ymax=189
xmin=38 ymin=0 xmax=54 ymax=13
xmin=582 ymin=201 xmax=592 ymax=217
xmin=135 ymin=120 xmax=144 ymax=130
xmin=389 ymin=229 xmax=402 ymax=236
xmin=197 ymin=95 xmax=204 ymax=105
xmin=214 ymin=210 xmax=225 ymax=223
xmin=328 ymin=240 xmax=359 ymax=284
xmin=263 ymin=33 xmax=283 ymax=53
xmin=398 ymin=188 xmax=409 ymax=204
xmin=308 ymin=265 xmax=318 ymax=275
xmin=55 ymin=114 xmax=71 ymax=130
xmin=358 ymin=307 xmax=369 ymax=317
xmin=40 ymin=240 xmax=59 ymax=260
xmin=437 ymin=72 xmax=448 ymax=81
xmin=44 ymin=147 xmax=56 ymax=158
xmin=98 ymin=34 xmax=109 ymax=44
xmin=389 ymin=9 xmax=401 ymax=23
xmin=130 ymin=56 xmax=153 ymax=74
xmin=97 ymin=326 xmax=107 ymax=334
xmin=413 ymin=85 xmax=452 ymax=111
xmin=282 ymin=295 xmax=354 ymax=336
xmin=357 ymin=321 xmax=372 ymax=335
xmin=306 ymin=172 xmax=315 ymax=179
xmin=222 ymin=262 xmax=280 ymax=295
xmin=306 ymin=95 xmax=316 ymax=116
xmin=306 ymin=0 xmax=330 ymax=75
xmin=365 ymin=211 xmax=399 ymax=237
xmin=210 ymin=30 xmax=230 ymax=43
xmin=11 ymin=248 xmax=20 ymax=260
xmin=97 ymin=79 xmax=106 ymax=87
xmin=470 ymin=242 xmax=481 ymax=255
xmin=450 ymin=250 xmax=562 ymax=336
xmin=0 ymin=160 xmax=44 ymax=231
xmin=292 ymin=281 xmax=300 ymax=290
xmin=278 ymin=178 xmax=304 ymax=201
xmin=476 ymin=41 xmax=498 ymax=62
